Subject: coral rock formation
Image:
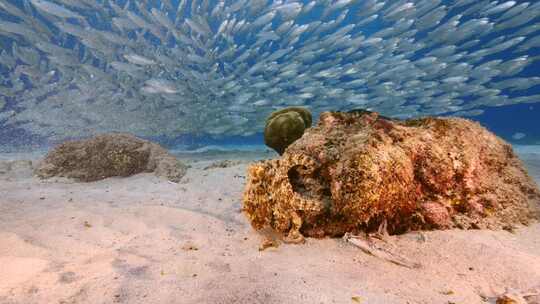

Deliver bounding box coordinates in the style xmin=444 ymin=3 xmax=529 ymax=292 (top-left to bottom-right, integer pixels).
xmin=36 ymin=133 xmax=187 ymax=182
xmin=243 ymin=111 xmax=540 ymax=242
xmin=264 ymin=107 xmax=312 ymax=155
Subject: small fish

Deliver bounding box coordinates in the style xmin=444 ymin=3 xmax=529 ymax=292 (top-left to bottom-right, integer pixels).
xmin=30 ymin=0 xmax=84 ymax=19
xmin=123 ymin=54 xmax=156 ymax=66
xmin=483 ymin=1 xmax=516 ymax=16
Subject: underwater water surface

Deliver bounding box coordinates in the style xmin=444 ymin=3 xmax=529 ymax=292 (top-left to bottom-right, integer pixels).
xmin=0 ymin=0 xmax=539 ymax=151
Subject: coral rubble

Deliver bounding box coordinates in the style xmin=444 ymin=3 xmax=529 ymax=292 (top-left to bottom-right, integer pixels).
xmin=243 ymin=111 xmax=540 ymax=242
xmin=36 ymin=133 xmax=187 ymax=182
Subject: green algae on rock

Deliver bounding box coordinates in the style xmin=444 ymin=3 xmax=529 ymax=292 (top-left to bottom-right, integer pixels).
xmin=244 ymin=111 xmax=540 ymax=243
xmin=35 ymin=133 xmax=187 ymax=182
xmin=264 ymin=107 xmax=312 ymax=155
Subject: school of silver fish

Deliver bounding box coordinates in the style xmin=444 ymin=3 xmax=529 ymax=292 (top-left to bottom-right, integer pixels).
xmin=0 ymin=0 xmax=539 ymax=139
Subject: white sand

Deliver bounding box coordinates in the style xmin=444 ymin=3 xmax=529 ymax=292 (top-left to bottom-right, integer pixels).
xmin=1 ymin=149 xmax=540 ymax=304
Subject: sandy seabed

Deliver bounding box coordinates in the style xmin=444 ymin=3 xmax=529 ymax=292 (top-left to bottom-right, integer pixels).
xmin=1 ymin=148 xmax=540 ymax=304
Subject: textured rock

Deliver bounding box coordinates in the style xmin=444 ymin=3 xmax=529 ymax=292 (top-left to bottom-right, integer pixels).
xmin=264 ymin=107 xmax=312 ymax=155
xmin=36 ymin=133 xmax=187 ymax=182
xmin=243 ymin=111 xmax=540 ymax=242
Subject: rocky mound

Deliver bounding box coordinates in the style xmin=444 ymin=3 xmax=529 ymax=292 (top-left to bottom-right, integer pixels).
xmin=36 ymin=133 xmax=187 ymax=182
xmin=243 ymin=111 xmax=540 ymax=243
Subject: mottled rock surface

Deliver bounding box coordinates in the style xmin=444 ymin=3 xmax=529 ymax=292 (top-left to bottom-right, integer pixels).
xmin=264 ymin=107 xmax=312 ymax=155
xmin=243 ymin=111 xmax=540 ymax=242
xmin=35 ymin=133 xmax=187 ymax=182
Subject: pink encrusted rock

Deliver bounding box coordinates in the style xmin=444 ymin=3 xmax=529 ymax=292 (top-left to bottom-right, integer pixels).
xmin=421 ymin=202 xmax=451 ymax=229
xmin=243 ymin=111 xmax=540 ymax=241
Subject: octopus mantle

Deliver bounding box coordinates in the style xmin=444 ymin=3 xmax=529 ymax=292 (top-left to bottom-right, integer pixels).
xmin=243 ymin=112 xmax=540 ymax=242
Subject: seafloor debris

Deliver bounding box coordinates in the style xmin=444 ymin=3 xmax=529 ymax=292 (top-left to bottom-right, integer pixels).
xmin=35 ymin=133 xmax=187 ymax=182
xmin=495 ymin=288 xmax=540 ymax=304
xmin=496 ymin=293 xmax=526 ymax=304
xmin=259 ymin=238 xmax=280 ymax=251
xmin=203 ymin=160 xmax=242 ymax=170
xmin=343 ymin=233 xmax=421 ymax=269
xmin=243 ymin=111 xmax=540 ymax=242
xmin=264 ymin=107 xmax=312 ymax=155
xmin=181 ymin=242 xmax=199 ymax=251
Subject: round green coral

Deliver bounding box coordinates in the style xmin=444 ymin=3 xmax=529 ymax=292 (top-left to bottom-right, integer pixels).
xmin=264 ymin=107 xmax=312 ymax=155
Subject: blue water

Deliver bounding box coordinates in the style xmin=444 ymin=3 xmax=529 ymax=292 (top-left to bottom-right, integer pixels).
xmin=0 ymin=0 xmax=539 ymax=151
